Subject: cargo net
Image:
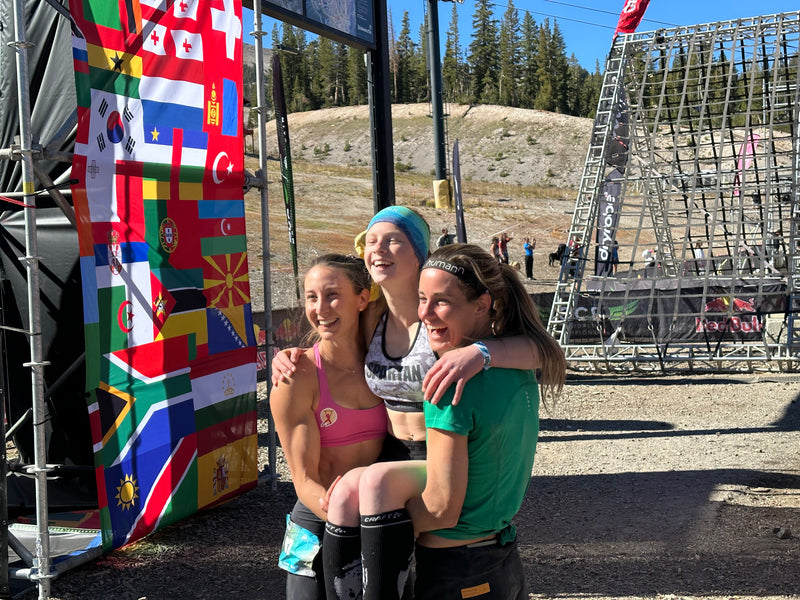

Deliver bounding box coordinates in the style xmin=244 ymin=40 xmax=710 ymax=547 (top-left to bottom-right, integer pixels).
xmin=549 ymin=11 xmax=800 ymax=371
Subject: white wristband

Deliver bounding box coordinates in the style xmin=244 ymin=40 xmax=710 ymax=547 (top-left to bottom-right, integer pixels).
xmin=473 ymin=341 xmax=492 ymax=370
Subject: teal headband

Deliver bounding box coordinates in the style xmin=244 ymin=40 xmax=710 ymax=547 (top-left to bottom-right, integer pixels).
xmin=367 ymin=206 xmax=430 ymax=268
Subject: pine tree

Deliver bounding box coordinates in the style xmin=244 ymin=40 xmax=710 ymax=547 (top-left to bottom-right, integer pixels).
xmin=498 ymin=0 xmax=521 ymax=107
xmin=519 ymin=11 xmax=538 ymax=109
xmin=534 ymin=20 xmax=555 ymax=111
xmin=549 ymin=21 xmax=570 ymax=113
xmin=346 ymin=46 xmax=368 ymax=105
xmin=415 ymin=21 xmax=430 ymax=103
xmin=387 ymin=6 xmax=398 ymax=102
xmin=313 ymin=36 xmax=337 ymax=107
xmin=468 ymin=0 xmax=500 ymax=104
xmin=442 ymin=2 xmax=467 ymax=103
xmin=583 ymin=60 xmax=603 ymax=118
xmin=395 ymin=11 xmax=415 ymax=102
xmin=276 ymin=24 xmax=309 ymax=112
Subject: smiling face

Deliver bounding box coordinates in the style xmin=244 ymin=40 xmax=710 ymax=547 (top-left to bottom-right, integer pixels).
xmin=363 ymin=221 xmax=420 ymax=288
xmin=417 ymin=267 xmax=491 ymax=354
xmin=304 ymin=265 xmax=369 ymax=341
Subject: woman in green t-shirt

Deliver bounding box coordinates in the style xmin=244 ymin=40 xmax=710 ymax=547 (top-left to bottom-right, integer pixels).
xmin=407 ymin=243 xmax=566 ymax=598
xmin=354 ymin=243 xmax=566 ymax=599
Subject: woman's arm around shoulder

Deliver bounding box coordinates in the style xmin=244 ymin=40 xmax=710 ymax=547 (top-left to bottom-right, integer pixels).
xmin=270 ymin=347 xmax=307 ymax=387
xmin=422 ymin=335 xmax=540 ymax=404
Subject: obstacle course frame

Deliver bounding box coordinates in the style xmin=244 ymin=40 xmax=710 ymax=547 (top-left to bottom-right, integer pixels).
xmin=547 ymin=11 xmax=800 ymax=372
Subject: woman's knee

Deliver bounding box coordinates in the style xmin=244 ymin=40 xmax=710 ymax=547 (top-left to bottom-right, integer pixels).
xmin=358 ymin=462 xmax=426 ymax=513
xmin=326 ymin=470 xmax=362 ymax=526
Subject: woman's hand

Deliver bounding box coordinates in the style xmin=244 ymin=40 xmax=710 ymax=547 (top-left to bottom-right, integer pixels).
xmin=270 ymin=347 xmax=305 ymax=387
xmin=422 ymin=344 xmax=483 ymax=405
xmin=319 ymin=475 xmax=343 ymax=514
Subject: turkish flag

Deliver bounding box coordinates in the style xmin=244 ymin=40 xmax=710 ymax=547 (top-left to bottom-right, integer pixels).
xmin=614 ymin=0 xmax=651 ymax=37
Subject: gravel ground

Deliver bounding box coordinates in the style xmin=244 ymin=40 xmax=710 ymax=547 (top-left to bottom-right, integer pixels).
xmin=34 ymin=373 xmax=800 ymax=600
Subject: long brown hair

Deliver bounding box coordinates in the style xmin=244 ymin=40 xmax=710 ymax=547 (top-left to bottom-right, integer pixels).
xmin=425 ymin=243 xmax=566 ymax=405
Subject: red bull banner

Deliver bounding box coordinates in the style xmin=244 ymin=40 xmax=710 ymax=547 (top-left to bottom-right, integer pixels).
xmin=614 ymin=0 xmax=651 ymax=37
xmin=69 ymin=0 xmax=257 ymax=550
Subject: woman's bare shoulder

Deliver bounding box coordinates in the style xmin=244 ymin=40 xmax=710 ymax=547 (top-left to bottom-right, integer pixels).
xmin=271 ymin=352 xmax=317 ymax=405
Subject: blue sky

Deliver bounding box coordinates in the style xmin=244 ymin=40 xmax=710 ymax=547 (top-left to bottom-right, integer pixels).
xmin=245 ymin=2 xmax=800 ymax=70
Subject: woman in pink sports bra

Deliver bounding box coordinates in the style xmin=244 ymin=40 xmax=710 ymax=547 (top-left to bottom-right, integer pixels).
xmin=272 ymin=254 xmax=387 ymax=600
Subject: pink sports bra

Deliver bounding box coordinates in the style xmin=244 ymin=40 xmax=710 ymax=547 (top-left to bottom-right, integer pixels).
xmin=314 ymin=344 xmax=387 ymax=448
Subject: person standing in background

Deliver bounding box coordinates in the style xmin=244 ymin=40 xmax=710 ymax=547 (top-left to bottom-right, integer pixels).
xmin=523 ymin=237 xmax=536 ymax=280
xmin=498 ymin=232 xmax=512 ymax=264
xmin=693 ymin=242 xmax=706 ymax=275
xmin=437 ymin=227 xmax=455 ymax=247
xmin=490 ymin=236 xmax=501 ymax=263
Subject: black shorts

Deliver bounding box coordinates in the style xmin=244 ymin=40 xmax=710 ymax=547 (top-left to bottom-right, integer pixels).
xmin=377 ymin=434 xmax=427 ymax=461
xmin=414 ymin=538 xmax=526 ymax=600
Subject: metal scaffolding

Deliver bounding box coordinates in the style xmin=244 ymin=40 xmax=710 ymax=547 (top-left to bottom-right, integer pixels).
xmin=547 ymin=11 xmax=800 ymax=373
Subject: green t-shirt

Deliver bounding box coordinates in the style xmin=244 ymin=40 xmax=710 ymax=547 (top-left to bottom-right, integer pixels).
xmin=423 ymin=367 xmax=540 ymax=540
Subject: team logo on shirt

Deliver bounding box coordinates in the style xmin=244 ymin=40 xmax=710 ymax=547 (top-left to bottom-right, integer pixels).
xmin=319 ymin=408 xmax=338 ymax=427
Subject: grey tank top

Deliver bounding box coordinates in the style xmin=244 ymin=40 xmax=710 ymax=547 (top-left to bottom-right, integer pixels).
xmin=364 ymin=312 xmax=437 ymax=413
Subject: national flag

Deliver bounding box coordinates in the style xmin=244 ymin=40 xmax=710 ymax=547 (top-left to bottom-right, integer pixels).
xmin=210 ymin=0 xmax=242 ymax=61
xmin=174 ymin=0 xmax=200 ymax=20
xmin=150 ymin=271 xmax=176 ymax=335
xmin=191 ymin=348 xmax=257 ymax=508
xmin=198 ymin=200 xmax=247 ymax=240
xmin=614 ymin=0 xmax=651 ymax=37
xmin=202 ymin=252 xmax=250 ymax=309
xmin=172 ymin=30 xmax=203 ymax=61
xmin=206 ymin=304 xmax=256 ymax=354
xmin=140 ymin=20 xmax=168 ymax=56
xmin=196 ymin=430 xmax=257 ymax=509
xmin=71 ymin=0 xmax=253 ymax=552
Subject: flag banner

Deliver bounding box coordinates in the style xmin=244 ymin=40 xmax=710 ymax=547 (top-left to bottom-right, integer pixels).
xmin=272 ymin=54 xmax=301 ymax=303
xmin=614 ymin=0 xmax=651 ymax=37
xmin=70 ymin=0 xmax=257 ymax=551
xmin=452 ymin=140 xmax=467 ymax=243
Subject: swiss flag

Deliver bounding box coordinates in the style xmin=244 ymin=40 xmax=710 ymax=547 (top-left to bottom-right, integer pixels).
xmin=614 ymin=0 xmax=651 ymax=37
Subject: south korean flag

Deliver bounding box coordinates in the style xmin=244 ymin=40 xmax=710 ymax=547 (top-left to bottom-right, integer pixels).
xmin=75 ymin=89 xmax=144 ymax=223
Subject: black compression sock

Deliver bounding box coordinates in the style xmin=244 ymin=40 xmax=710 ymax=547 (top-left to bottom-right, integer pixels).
xmin=360 ymin=509 xmax=414 ymax=600
xmin=322 ymin=522 xmax=362 ymax=600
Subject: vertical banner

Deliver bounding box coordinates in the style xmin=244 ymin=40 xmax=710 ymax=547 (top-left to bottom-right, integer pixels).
xmin=452 ymin=140 xmax=467 ymax=243
xmin=595 ymin=169 xmax=623 ymax=275
xmin=70 ymin=0 xmax=257 ymax=551
xmin=272 ymin=54 xmax=301 ymax=303
xmin=614 ymin=0 xmax=651 ymax=37
xmin=595 ymin=81 xmax=629 ymax=275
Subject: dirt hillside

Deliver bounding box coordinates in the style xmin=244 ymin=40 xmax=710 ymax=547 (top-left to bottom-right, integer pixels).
xmin=246 ymin=103 xmax=591 ymax=311
xmin=270 ymin=103 xmax=592 ymax=189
